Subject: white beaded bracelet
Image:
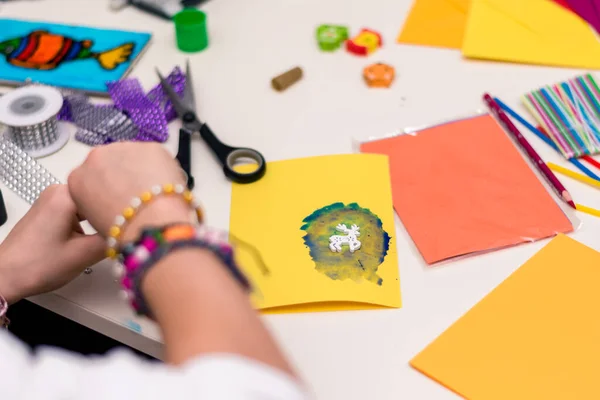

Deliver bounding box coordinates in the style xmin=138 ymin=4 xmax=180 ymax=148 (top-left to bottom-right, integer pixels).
xmin=105 ymin=183 xmax=203 ymax=259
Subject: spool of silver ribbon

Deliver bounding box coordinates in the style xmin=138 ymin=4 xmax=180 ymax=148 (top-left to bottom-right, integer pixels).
xmin=0 ymin=85 xmax=70 ymax=158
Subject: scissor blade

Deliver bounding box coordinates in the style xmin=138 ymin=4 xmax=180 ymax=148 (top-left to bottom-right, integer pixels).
xmin=156 ymin=68 xmax=190 ymax=118
xmin=182 ymin=60 xmax=197 ymax=111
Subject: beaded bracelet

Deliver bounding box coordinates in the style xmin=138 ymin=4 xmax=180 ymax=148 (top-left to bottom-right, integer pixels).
xmin=0 ymin=291 xmax=8 ymax=329
xmin=114 ymin=223 xmax=250 ymax=317
xmin=106 ymin=183 xmax=204 ymax=259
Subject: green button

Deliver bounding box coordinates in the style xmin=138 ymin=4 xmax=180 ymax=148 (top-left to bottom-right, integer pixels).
xmin=316 ymin=25 xmax=349 ymax=51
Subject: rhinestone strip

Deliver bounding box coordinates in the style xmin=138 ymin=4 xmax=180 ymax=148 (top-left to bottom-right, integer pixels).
xmin=0 ymin=136 xmax=60 ymax=204
xmin=9 ymin=118 xmax=60 ymax=151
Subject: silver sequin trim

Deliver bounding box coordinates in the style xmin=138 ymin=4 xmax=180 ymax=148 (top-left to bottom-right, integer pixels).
xmin=0 ymin=136 xmax=60 ymax=204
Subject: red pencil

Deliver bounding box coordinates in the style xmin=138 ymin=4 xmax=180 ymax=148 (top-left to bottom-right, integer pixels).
xmin=536 ymin=125 xmax=600 ymax=171
xmin=536 ymin=125 xmax=550 ymax=138
xmin=484 ymin=94 xmax=576 ymax=209
xmin=582 ymin=156 xmax=600 ymax=170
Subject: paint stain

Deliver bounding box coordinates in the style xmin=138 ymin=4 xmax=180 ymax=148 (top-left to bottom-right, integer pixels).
xmin=301 ymin=202 xmax=390 ymax=285
xmin=125 ymin=319 xmax=142 ymax=333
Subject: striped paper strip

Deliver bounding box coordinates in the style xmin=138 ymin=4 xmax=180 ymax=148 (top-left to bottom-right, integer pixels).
xmin=523 ymin=74 xmax=600 ymax=159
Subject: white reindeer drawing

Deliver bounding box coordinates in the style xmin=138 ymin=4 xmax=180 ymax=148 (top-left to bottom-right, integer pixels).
xmin=329 ymin=224 xmax=361 ymax=253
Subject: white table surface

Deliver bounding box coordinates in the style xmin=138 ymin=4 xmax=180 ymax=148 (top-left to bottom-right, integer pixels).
xmin=1 ymin=0 xmax=600 ymax=398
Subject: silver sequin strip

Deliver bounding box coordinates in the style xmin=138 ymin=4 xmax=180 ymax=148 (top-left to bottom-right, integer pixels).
xmin=9 ymin=118 xmax=60 ymax=151
xmin=67 ymin=94 xmax=139 ymax=145
xmin=0 ymin=136 xmax=60 ymax=204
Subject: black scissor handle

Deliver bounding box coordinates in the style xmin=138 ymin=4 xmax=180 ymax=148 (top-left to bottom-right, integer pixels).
xmin=223 ymin=147 xmax=266 ymax=183
xmin=199 ymin=123 xmax=266 ymax=184
xmin=176 ymin=128 xmax=195 ymax=190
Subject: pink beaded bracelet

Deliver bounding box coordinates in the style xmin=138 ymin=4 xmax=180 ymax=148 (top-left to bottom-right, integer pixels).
xmin=0 ymin=290 xmax=9 ymax=329
xmin=113 ymin=224 xmax=248 ymax=317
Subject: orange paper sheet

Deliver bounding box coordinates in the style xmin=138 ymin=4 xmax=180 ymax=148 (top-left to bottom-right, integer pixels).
xmin=360 ymin=114 xmax=573 ymax=264
xmin=411 ymin=235 xmax=600 ymax=399
xmin=397 ymin=0 xmax=471 ymax=49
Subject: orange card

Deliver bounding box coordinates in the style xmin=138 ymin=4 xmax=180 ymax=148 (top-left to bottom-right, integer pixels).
xmin=397 ymin=0 xmax=471 ymax=49
xmin=410 ymin=235 xmax=600 ymax=399
xmin=360 ymin=114 xmax=573 ymax=264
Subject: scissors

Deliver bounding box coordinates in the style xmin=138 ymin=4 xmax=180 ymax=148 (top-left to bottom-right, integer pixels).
xmin=157 ymin=61 xmax=266 ymax=189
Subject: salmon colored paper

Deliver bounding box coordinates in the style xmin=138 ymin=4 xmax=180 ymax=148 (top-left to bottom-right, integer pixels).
xmin=397 ymin=0 xmax=471 ymax=49
xmin=360 ymin=114 xmax=573 ymax=264
xmin=411 ymin=235 xmax=600 ymax=399
xmin=462 ymin=0 xmax=600 ymax=70
xmin=230 ymin=154 xmax=401 ymax=313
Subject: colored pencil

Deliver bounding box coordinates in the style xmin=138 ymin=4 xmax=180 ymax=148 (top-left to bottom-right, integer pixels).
xmin=575 ymin=203 xmax=600 ymax=218
xmin=582 ymin=155 xmax=600 ymax=170
xmin=537 ymin=123 xmax=600 ymax=174
xmin=569 ymin=159 xmax=600 ymax=181
xmin=493 ymin=96 xmax=600 ymax=181
xmin=536 ymin=125 xmax=600 ymax=180
xmin=484 ymin=94 xmax=576 ymax=209
xmin=547 ymin=162 xmax=600 ymax=190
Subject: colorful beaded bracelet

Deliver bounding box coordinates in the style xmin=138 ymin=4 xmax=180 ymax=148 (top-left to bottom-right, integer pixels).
xmin=0 ymin=291 xmax=8 ymax=329
xmin=113 ymin=223 xmax=250 ymax=317
xmin=106 ymin=183 xmax=204 ymax=259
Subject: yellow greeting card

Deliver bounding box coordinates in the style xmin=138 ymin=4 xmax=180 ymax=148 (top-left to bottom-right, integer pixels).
xmin=230 ymin=154 xmax=401 ymax=313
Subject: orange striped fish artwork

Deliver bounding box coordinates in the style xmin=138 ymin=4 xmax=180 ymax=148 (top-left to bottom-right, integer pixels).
xmin=0 ymin=30 xmax=134 ymax=71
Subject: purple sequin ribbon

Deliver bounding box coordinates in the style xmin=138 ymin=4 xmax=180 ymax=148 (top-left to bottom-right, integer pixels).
xmin=59 ymin=67 xmax=186 ymax=146
xmin=58 ymin=93 xmax=138 ymax=146
xmin=108 ymin=66 xmax=185 ymax=142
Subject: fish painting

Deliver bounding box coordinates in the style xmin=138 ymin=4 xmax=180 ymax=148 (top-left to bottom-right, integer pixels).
xmin=0 ymin=30 xmax=134 ymax=71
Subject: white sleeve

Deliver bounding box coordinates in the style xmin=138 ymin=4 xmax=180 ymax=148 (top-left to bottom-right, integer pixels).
xmin=0 ymin=330 xmax=309 ymax=400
